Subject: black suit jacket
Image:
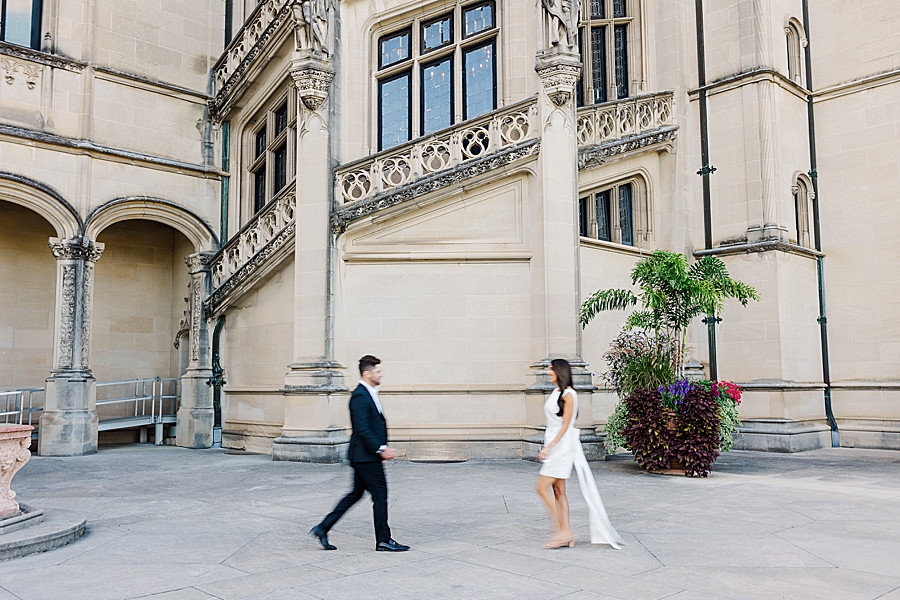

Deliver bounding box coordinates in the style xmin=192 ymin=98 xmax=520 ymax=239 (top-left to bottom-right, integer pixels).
xmin=346 ymin=384 xmax=388 ymax=463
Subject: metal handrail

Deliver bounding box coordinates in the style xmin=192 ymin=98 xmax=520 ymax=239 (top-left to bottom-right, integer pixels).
xmin=0 ymin=390 xmax=24 ymax=425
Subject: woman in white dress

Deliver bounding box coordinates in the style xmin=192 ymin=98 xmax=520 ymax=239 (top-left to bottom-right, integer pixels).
xmin=536 ymin=359 xmax=625 ymax=549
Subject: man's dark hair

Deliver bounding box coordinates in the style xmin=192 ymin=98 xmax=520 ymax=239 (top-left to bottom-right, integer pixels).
xmin=359 ymin=355 xmax=381 ymax=376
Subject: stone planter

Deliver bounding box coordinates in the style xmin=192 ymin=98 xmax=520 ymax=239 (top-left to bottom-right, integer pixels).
xmin=0 ymin=425 xmax=33 ymax=518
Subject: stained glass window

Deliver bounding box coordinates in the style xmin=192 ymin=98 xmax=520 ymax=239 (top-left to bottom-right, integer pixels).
xmin=591 ymin=27 xmax=607 ymax=104
xmin=618 ymin=183 xmax=633 ymax=246
xmin=464 ymin=42 xmax=495 ymax=119
xmin=464 ymin=3 xmax=494 ymax=38
xmin=422 ymin=58 xmax=452 ymax=134
xmin=596 ymin=191 xmax=611 ymax=241
xmin=613 ymin=0 xmax=626 ymax=18
xmin=379 ymin=73 xmax=411 ymax=149
xmin=614 ymin=24 xmax=629 ymax=99
xmin=1 ymin=0 xmax=41 ymax=49
xmin=380 ymin=30 xmax=410 ymax=69
xmin=422 ymin=16 xmax=452 ymax=53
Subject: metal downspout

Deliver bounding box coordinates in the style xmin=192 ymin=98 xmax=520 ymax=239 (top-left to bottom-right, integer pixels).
xmin=802 ymin=0 xmax=839 ymax=447
xmin=694 ymin=0 xmax=720 ymax=380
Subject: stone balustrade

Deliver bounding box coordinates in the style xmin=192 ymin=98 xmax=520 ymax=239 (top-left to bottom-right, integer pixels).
xmin=0 ymin=425 xmax=32 ymax=518
xmin=576 ymin=91 xmax=675 ymax=148
xmin=206 ymin=184 xmax=296 ymax=315
xmin=334 ymin=97 xmax=539 ymax=206
xmin=210 ymin=0 xmax=294 ymax=119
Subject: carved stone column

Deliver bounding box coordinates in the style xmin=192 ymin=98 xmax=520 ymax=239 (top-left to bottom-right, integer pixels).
xmin=273 ymin=51 xmax=349 ymax=463
xmin=176 ymin=252 xmax=215 ymax=449
xmin=526 ymin=49 xmax=602 ymax=459
xmin=39 ymin=237 xmax=104 ymax=457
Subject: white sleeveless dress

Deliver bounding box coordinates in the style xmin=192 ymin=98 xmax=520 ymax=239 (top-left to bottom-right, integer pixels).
xmin=540 ymin=389 xmax=625 ymax=548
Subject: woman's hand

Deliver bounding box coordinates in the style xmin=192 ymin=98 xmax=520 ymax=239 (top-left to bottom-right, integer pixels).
xmin=538 ymin=445 xmax=552 ymax=462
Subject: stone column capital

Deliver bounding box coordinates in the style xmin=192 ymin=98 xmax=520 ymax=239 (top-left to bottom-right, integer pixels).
xmin=48 ymin=237 xmax=105 ymax=262
xmin=185 ymin=251 xmax=215 ymax=274
xmin=290 ymin=55 xmax=335 ymax=111
xmin=535 ymin=51 xmax=582 ymax=108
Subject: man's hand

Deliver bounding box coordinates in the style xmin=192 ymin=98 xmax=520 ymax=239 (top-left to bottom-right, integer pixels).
xmin=379 ymin=447 xmax=397 ymax=461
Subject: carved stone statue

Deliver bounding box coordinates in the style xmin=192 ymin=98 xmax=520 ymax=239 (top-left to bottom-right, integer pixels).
xmin=292 ymin=0 xmax=330 ymax=57
xmin=541 ymin=0 xmax=580 ymax=50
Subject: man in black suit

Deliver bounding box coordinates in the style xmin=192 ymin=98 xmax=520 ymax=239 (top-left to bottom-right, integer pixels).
xmin=310 ymin=355 xmax=410 ymax=552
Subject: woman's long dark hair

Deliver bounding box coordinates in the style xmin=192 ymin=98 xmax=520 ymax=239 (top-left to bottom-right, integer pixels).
xmin=550 ymin=358 xmax=573 ymax=417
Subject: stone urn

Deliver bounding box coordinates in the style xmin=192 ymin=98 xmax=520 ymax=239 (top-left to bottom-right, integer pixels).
xmin=0 ymin=425 xmax=33 ymax=518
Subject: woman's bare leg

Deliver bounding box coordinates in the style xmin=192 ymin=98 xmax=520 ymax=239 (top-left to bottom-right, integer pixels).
xmin=551 ymin=479 xmax=571 ymax=540
xmin=536 ymin=475 xmax=562 ymax=537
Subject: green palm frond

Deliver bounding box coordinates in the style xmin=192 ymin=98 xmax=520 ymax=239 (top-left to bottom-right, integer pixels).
xmin=579 ymin=288 xmax=638 ymax=327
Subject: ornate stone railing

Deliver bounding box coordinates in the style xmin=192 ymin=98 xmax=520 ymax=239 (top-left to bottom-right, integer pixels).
xmin=576 ymin=91 xmax=676 ymax=170
xmin=576 ymin=91 xmax=674 ymax=147
xmin=206 ymin=183 xmax=296 ymax=314
xmin=209 ymin=0 xmax=294 ymax=119
xmin=335 ymin=97 xmax=539 ymax=206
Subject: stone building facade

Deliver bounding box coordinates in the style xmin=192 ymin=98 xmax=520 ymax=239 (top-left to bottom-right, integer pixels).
xmin=0 ymin=0 xmax=897 ymax=457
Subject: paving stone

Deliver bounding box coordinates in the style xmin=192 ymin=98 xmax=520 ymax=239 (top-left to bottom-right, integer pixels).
xmin=0 ymin=446 xmax=897 ymax=600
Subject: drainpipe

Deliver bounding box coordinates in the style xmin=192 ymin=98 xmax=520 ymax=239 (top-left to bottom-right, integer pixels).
xmin=208 ymin=316 xmax=226 ymax=447
xmin=694 ymin=0 xmax=720 ymax=380
xmin=802 ymin=0 xmax=839 ymax=447
xmin=220 ymin=122 xmax=231 ymax=247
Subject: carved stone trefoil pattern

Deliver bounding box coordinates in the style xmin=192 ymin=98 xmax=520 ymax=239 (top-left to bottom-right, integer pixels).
xmin=331 ymin=139 xmax=541 ymax=234
xmin=335 ymin=97 xmax=538 ymax=206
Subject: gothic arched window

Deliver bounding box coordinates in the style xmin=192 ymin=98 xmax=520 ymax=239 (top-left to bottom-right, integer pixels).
xmin=785 ymin=19 xmax=806 ymax=85
xmin=793 ymin=175 xmax=813 ymax=248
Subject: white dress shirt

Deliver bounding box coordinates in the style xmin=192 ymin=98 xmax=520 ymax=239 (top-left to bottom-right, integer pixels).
xmin=359 ymin=380 xmax=383 ymax=414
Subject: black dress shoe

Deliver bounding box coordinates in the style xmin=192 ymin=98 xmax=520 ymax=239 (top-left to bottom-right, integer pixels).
xmin=376 ymin=539 xmax=410 ymax=552
xmin=310 ymin=526 xmax=337 ymax=550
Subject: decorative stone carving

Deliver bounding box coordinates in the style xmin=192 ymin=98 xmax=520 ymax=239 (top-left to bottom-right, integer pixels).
xmin=0 ymin=425 xmax=33 ymax=518
xmin=578 ymin=126 xmax=678 ymax=170
xmin=58 ymin=266 xmax=76 ymax=370
xmin=48 ymin=238 xmax=104 ymax=262
xmin=536 ymin=55 xmax=582 ymax=108
xmin=0 ymin=58 xmax=42 ymax=89
xmin=331 ymin=139 xmax=541 ymax=234
xmin=80 ymin=264 xmax=93 ymax=369
xmin=541 ymin=0 xmax=581 ymax=50
xmin=189 ymin=277 xmax=203 ymax=363
xmin=292 ymin=0 xmax=331 ymax=57
xmin=291 ymin=63 xmax=335 ymax=111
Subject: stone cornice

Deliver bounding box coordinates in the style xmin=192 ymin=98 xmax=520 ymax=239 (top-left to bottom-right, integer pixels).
xmin=578 ymin=126 xmax=677 ymax=171
xmin=687 ymin=67 xmax=809 ymax=101
xmin=812 ymin=67 xmax=900 ymax=102
xmin=0 ymin=42 xmax=84 ymax=72
xmin=0 ymin=124 xmax=222 ymax=179
xmin=693 ymin=239 xmax=823 ymax=259
xmin=330 ymin=138 xmax=540 ymax=234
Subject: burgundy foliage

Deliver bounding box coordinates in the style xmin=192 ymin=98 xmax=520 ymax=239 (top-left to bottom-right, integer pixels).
xmin=623 ymin=385 xmax=722 ymax=477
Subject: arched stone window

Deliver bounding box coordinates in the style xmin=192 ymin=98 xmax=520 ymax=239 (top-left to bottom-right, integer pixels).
xmin=785 ymin=18 xmax=806 ymax=85
xmin=577 ymin=0 xmax=643 ymax=105
xmin=578 ymin=174 xmax=650 ymax=246
xmin=793 ymin=174 xmax=814 ymax=248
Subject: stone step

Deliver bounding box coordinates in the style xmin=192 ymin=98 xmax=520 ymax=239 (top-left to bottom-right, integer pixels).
xmin=0 ymin=508 xmax=86 ymax=561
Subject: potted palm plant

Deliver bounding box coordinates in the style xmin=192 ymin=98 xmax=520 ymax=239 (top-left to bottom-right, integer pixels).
xmin=581 ymin=251 xmax=759 ymax=476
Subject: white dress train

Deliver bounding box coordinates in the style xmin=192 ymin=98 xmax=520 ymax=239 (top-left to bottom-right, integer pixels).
xmin=539 ymin=388 xmax=625 ymax=549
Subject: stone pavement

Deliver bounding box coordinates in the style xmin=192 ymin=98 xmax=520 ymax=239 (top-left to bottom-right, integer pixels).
xmin=0 ymin=446 xmax=899 ymax=600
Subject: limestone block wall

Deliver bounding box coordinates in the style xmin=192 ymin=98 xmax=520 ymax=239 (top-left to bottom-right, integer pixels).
xmin=92 ymin=221 xmax=193 ymax=383
xmin=220 ymin=259 xmax=295 ymax=453
xmin=0 ymin=203 xmax=57 ymax=388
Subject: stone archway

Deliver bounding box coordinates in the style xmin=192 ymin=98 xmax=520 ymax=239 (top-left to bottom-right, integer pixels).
xmin=0 ymin=200 xmax=59 ymax=389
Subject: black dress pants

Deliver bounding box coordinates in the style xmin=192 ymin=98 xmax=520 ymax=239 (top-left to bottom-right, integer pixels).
xmin=319 ymin=461 xmax=391 ymax=543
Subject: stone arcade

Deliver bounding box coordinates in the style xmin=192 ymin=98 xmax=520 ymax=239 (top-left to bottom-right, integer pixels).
xmin=0 ymin=0 xmax=898 ymax=459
